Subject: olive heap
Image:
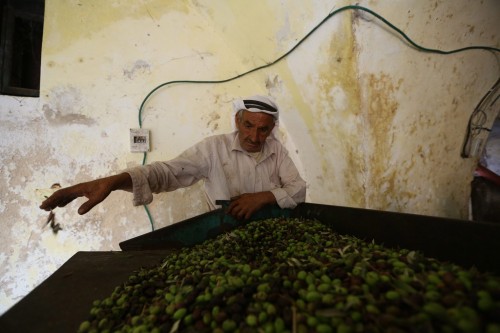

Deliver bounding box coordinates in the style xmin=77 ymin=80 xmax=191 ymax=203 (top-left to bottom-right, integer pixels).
xmin=78 ymin=218 xmax=500 ymax=333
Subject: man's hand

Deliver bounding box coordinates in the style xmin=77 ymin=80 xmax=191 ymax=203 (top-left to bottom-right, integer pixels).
xmin=39 ymin=173 xmax=132 ymax=215
xmin=226 ymin=191 xmax=276 ymax=220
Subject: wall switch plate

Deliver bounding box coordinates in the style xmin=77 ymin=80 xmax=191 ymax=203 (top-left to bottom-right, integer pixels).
xmin=130 ymin=128 xmax=150 ymax=152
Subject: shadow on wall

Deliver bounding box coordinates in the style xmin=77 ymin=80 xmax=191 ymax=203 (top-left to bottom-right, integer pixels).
xmin=471 ymin=116 xmax=500 ymax=223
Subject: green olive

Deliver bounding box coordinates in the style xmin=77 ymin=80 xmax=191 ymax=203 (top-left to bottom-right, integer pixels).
xmin=77 ymin=217 xmax=500 ymax=332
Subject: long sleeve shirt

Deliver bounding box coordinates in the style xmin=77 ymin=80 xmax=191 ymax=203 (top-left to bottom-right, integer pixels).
xmin=124 ymin=131 xmax=306 ymax=210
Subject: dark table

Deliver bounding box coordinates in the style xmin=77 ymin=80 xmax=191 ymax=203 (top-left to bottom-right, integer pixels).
xmin=0 ymin=250 xmax=173 ymax=333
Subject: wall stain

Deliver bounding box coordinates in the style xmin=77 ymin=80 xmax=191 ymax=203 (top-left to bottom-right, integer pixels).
xmin=42 ymin=86 xmax=96 ymax=126
xmin=205 ymin=111 xmax=220 ymax=132
xmin=265 ymin=75 xmax=281 ymax=90
xmin=364 ymin=72 xmax=402 ymax=210
xmin=43 ymin=105 xmax=96 ymax=126
xmin=123 ymin=60 xmax=151 ymax=79
xmin=312 ymin=12 xmax=365 ymax=207
xmin=44 ymin=0 xmax=190 ymax=53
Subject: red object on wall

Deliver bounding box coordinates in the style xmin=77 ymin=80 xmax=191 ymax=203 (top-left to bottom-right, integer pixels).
xmin=475 ymin=165 xmax=500 ymax=187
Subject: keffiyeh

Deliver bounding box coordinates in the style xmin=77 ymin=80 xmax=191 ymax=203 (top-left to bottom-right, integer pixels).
xmin=232 ymin=95 xmax=279 ymax=121
xmin=231 ymin=95 xmax=280 ymax=137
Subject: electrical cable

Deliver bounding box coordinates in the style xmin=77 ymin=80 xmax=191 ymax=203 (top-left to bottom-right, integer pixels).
xmin=461 ymin=77 xmax=500 ymax=158
xmin=137 ymin=4 xmax=500 ymax=230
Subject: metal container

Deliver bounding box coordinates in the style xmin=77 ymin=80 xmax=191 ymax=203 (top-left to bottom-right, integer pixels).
xmin=120 ymin=202 xmax=500 ymax=274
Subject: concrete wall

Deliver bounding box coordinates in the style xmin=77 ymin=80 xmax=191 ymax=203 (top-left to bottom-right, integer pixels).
xmin=1 ymin=0 xmax=498 ymax=314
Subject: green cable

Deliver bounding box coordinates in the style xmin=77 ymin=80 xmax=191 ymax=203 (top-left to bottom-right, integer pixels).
xmin=138 ymin=5 xmax=500 ymax=127
xmin=138 ymin=4 xmax=500 ymax=230
xmin=141 ymin=152 xmax=153 ymax=230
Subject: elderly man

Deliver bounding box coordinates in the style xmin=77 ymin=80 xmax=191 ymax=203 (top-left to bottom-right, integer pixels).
xmin=40 ymin=95 xmax=306 ymax=220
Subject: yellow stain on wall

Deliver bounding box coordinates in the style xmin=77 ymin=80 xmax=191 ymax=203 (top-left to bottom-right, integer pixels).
xmin=363 ymin=72 xmax=402 ymax=209
xmin=271 ymin=9 xmax=369 ymax=208
xmin=44 ymin=0 xmax=189 ymax=53
xmin=316 ymin=13 xmax=365 ymax=207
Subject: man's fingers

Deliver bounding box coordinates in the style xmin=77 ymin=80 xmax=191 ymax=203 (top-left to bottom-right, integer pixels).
xmin=78 ymin=188 xmax=113 ymax=215
xmin=40 ymin=190 xmax=77 ymax=210
xmin=226 ymin=201 xmax=238 ymax=214
xmin=78 ymin=200 xmax=95 ymax=215
xmin=226 ymin=197 xmax=255 ymax=220
xmin=40 ymin=195 xmax=60 ymax=210
xmin=227 ymin=204 xmax=250 ymax=220
xmin=54 ymin=196 xmax=76 ymax=208
xmin=244 ymin=211 xmax=253 ymax=220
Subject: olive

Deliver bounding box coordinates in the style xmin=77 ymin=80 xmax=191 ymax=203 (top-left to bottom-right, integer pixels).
xmin=77 ymin=217 xmax=500 ymax=332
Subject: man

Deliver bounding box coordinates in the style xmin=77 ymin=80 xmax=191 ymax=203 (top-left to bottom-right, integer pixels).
xmin=40 ymin=95 xmax=306 ymax=220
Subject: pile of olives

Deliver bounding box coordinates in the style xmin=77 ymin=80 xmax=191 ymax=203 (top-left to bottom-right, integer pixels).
xmin=78 ymin=218 xmax=500 ymax=333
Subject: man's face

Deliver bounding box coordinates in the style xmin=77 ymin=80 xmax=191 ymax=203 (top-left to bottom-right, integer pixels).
xmin=235 ymin=110 xmax=275 ymax=152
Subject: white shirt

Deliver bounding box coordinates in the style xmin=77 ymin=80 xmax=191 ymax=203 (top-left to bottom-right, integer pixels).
xmin=125 ymin=132 xmax=306 ymax=210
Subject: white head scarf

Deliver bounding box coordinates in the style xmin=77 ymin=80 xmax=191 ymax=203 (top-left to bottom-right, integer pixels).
xmin=232 ymin=95 xmax=280 ymax=134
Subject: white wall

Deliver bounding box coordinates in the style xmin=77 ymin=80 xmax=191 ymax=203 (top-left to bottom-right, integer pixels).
xmin=1 ymin=0 xmax=498 ymax=314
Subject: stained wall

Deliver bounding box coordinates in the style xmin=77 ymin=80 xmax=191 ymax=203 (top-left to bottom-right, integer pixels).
xmin=0 ymin=0 xmax=498 ymax=314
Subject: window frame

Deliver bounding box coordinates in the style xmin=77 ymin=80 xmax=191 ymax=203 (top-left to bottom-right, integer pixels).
xmin=0 ymin=0 xmax=44 ymax=97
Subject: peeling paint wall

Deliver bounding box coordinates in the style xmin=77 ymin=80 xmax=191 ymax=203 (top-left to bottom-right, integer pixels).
xmin=1 ymin=0 xmax=498 ymax=314
xmin=354 ymin=0 xmax=499 ymax=216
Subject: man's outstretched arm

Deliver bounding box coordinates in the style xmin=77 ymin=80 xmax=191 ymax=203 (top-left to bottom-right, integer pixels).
xmin=40 ymin=173 xmax=132 ymax=215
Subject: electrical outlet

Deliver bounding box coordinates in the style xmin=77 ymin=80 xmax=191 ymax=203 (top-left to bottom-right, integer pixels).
xmin=130 ymin=128 xmax=150 ymax=152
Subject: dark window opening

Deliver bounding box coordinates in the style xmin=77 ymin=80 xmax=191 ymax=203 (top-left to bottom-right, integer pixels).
xmin=0 ymin=0 xmax=44 ymax=97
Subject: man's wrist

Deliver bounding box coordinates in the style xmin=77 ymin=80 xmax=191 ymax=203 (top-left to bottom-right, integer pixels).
xmin=260 ymin=191 xmax=277 ymax=206
xmin=108 ymin=173 xmax=133 ymax=191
